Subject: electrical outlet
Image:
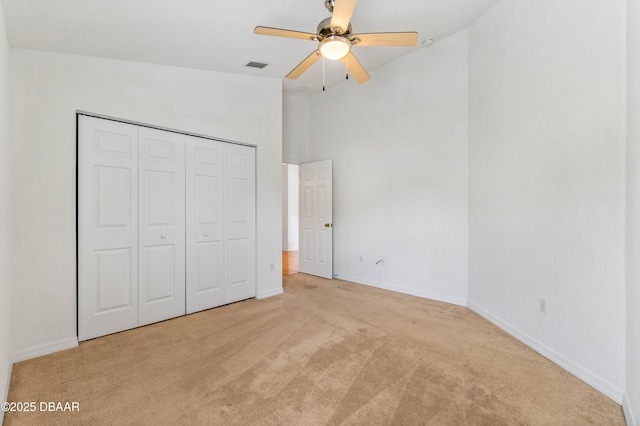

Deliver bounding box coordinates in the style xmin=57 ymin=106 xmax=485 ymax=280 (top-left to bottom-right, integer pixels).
xmin=270 ymin=262 xmax=274 ymax=272
xmin=359 ymin=255 xmax=363 ymax=263
xmin=539 ymin=298 xmax=547 ymax=314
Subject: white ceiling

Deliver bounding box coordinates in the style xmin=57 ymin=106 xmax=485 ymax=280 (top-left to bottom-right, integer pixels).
xmin=0 ymin=0 xmax=500 ymax=95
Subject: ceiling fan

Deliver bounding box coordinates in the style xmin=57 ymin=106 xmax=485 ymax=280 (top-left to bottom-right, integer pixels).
xmin=254 ymin=0 xmax=419 ymax=84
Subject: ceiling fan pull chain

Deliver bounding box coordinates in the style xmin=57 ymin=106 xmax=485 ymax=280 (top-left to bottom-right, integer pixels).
xmin=323 ymin=56 xmax=326 ymax=91
xmin=346 ymin=54 xmax=349 ymax=80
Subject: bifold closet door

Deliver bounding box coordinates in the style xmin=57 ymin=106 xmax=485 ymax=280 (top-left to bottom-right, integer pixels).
xmin=80 ymin=115 xmax=255 ymax=340
xmin=138 ymin=128 xmax=186 ymax=326
xmin=78 ymin=117 xmax=139 ymax=341
xmin=186 ymin=137 xmax=256 ymax=312
xmin=185 ymin=136 xmax=224 ymax=314
xmin=223 ymin=143 xmax=256 ymax=304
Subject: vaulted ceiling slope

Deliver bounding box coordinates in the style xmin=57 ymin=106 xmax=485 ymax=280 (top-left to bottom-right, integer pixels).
xmin=0 ymin=0 xmax=500 ymax=94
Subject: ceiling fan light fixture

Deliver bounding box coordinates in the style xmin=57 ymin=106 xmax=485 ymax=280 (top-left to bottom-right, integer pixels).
xmin=319 ymin=36 xmax=351 ymax=60
xmin=254 ymin=0 xmax=417 ymax=85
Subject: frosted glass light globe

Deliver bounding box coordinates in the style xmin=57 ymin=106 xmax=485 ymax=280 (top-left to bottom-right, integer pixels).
xmin=319 ymin=36 xmax=351 ymax=60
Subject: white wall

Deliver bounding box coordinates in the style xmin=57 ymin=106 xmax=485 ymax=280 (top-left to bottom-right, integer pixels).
xmin=468 ymin=0 xmax=626 ymax=402
xmin=282 ymin=96 xmax=308 ymax=165
xmin=0 ymin=1 xmax=13 ymax=421
xmin=299 ymin=31 xmax=469 ymax=305
xmin=626 ymin=0 xmax=640 ymax=423
xmin=10 ymin=49 xmax=283 ymax=360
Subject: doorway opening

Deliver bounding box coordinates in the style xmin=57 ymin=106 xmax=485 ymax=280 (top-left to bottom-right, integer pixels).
xmin=282 ymin=163 xmax=299 ymax=275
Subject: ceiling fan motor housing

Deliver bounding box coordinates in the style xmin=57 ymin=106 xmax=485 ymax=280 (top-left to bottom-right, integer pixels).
xmin=317 ymin=17 xmax=352 ymax=37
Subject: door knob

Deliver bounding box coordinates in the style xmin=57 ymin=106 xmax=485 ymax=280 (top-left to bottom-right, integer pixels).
xmin=203 ymin=232 xmax=209 ymax=237
xmin=160 ymin=234 xmax=167 ymax=239
xmin=324 ymin=223 xmax=332 ymax=228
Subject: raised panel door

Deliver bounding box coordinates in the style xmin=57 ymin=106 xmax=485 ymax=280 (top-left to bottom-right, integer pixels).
xmin=224 ymin=144 xmax=256 ymax=304
xmin=185 ymin=136 xmax=224 ymax=313
xmin=299 ymin=160 xmax=333 ymax=279
xmin=138 ymin=127 xmax=186 ymax=326
xmin=78 ymin=116 xmax=139 ymax=341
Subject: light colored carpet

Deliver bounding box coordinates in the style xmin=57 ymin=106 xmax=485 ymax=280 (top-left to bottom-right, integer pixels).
xmin=4 ymin=274 xmax=625 ymax=425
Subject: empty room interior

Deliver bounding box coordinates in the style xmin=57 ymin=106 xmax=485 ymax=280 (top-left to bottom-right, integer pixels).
xmin=0 ymin=0 xmax=640 ymax=424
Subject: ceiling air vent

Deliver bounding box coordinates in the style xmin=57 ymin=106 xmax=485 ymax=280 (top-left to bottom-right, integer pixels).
xmin=245 ymin=61 xmax=269 ymax=69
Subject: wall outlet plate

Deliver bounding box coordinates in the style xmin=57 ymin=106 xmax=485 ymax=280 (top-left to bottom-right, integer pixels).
xmin=539 ymin=298 xmax=547 ymax=314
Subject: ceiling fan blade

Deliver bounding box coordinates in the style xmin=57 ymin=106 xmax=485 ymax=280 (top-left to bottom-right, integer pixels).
xmin=341 ymin=51 xmax=370 ymax=84
xmin=350 ymin=32 xmax=419 ymax=47
xmin=330 ymin=0 xmax=358 ymax=34
xmin=286 ymin=50 xmax=322 ymax=80
xmin=254 ymin=26 xmax=318 ymax=41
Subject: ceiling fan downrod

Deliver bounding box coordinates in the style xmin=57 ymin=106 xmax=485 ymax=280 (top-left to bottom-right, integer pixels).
xmin=324 ymin=0 xmax=335 ymax=13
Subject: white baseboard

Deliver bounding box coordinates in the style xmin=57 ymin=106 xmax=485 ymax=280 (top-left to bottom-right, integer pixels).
xmin=12 ymin=337 xmax=78 ymax=363
xmin=256 ymin=287 xmax=284 ymax=300
xmin=624 ymin=393 xmax=638 ymax=426
xmin=0 ymin=361 xmax=12 ymax=424
xmin=336 ymin=274 xmax=467 ymax=307
xmin=468 ymin=301 xmax=624 ymax=404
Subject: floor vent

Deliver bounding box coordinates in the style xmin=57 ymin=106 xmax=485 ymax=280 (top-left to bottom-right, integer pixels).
xmin=245 ymin=61 xmax=269 ymax=69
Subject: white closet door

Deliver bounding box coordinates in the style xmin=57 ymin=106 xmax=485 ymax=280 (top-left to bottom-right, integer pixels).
xmin=78 ymin=117 xmax=139 ymax=341
xmin=138 ymin=127 xmax=186 ymax=326
xmin=224 ymin=144 xmax=256 ymax=304
xmin=185 ymin=136 xmax=224 ymax=314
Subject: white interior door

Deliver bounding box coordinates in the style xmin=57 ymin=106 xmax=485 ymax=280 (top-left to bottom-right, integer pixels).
xmin=185 ymin=136 xmax=224 ymax=314
xmin=299 ymin=160 xmax=333 ymax=279
xmin=138 ymin=127 xmax=186 ymax=326
xmin=224 ymin=144 xmax=256 ymax=303
xmin=78 ymin=116 xmax=139 ymax=341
